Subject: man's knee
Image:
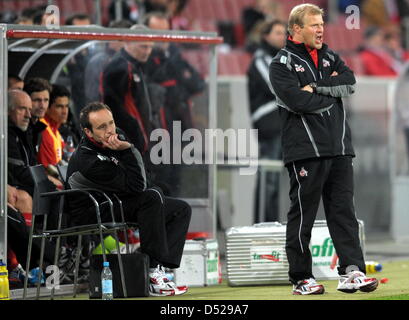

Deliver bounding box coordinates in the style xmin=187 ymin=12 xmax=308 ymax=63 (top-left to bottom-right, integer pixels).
xmin=144 ymin=188 xmax=165 ymax=206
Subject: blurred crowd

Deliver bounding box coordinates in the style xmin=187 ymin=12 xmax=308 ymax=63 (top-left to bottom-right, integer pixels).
xmin=1 ymin=0 xmax=409 ymax=76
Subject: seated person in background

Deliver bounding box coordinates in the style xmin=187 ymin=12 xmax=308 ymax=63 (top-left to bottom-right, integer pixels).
xmin=8 ymin=90 xmax=60 ymax=222
xmin=66 ymin=102 xmax=191 ymax=296
xmin=24 ymin=77 xmax=51 ymax=153
xmin=37 ymin=84 xmax=70 ymax=175
xmin=24 ymin=78 xmax=62 ymax=187
xmin=8 ymin=74 xmax=24 ymax=91
xmin=53 ymin=84 xmax=81 ymax=163
xmin=8 ymin=89 xmax=40 ymax=197
xmin=8 ymin=89 xmax=73 ymax=283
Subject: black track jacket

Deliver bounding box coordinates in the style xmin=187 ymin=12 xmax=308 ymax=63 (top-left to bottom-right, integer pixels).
xmin=269 ymin=39 xmax=356 ymax=165
xmin=66 ymin=129 xmax=147 ymax=220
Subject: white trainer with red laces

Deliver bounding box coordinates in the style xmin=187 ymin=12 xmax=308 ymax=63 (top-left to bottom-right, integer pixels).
xmin=149 ymin=265 xmax=188 ymax=297
xmin=292 ymin=278 xmax=325 ymax=295
xmin=337 ymin=270 xmax=378 ymax=293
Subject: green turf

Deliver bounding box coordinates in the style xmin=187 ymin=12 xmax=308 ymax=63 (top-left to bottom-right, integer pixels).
xmin=53 ymin=259 xmax=409 ymax=300
xmin=367 ymin=294 xmax=409 ymax=300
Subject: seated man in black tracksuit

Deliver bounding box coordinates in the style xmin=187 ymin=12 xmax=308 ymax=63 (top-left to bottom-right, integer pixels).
xmin=66 ymin=102 xmax=191 ymax=296
xmin=269 ymin=3 xmax=378 ymax=295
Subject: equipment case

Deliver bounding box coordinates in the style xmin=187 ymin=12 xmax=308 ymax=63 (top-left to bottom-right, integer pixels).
xmin=226 ymin=220 xmax=365 ymax=286
xmin=173 ymin=239 xmax=222 ymax=287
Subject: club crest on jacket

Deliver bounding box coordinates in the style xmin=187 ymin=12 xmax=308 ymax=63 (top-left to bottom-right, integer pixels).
xmin=295 ymin=64 xmax=305 ymax=72
xmin=299 ymin=167 xmax=308 ymax=177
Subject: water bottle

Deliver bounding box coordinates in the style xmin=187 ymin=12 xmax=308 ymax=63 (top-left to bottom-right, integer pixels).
xmin=0 ymin=260 xmax=10 ymax=300
xmin=365 ymin=261 xmax=382 ymax=273
xmin=101 ymin=261 xmax=113 ymax=300
xmin=63 ymin=135 xmax=75 ymax=161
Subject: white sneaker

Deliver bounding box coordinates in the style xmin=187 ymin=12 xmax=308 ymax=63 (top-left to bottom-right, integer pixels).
xmin=292 ymin=278 xmax=325 ymax=295
xmin=337 ymin=270 xmax=378 ymax=293
xmin=149 ymin=265 xmax=188 ymax=297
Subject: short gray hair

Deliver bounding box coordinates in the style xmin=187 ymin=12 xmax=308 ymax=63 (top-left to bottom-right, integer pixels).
xmin=8 ymin=89 xmax=31 ymax=111
xmin=8 ymin=89 xmax=22 ymax=111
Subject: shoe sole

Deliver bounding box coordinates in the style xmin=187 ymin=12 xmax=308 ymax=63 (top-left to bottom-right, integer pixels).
xmin=149 ymin=290 xmax=176 ymax=297
xmin=174 ymin=288 xmax=188 ymax=296
xmin=337 ymin=288 xmax=358 ymax=293
xmin=293 ymin=286 xmax=325 ymax=295
xmin=359 ymin=279 xmax=379 ymax=293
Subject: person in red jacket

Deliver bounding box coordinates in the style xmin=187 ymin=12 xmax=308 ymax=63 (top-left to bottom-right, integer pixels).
xmin=359 ymin=26 xmax=399 ymax=76
xmin=37 ymin=84 xmax=70 ymax=176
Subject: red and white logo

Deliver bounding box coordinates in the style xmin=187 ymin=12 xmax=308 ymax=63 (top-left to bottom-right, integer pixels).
xmin=299 ymin=167 xmax=308 ymax=177
xmin=295 ymin=64 xmax=305 ymax=72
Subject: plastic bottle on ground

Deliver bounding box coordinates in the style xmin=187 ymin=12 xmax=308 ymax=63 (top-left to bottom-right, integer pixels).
xmin=101 ymin=261 xmax=113 ymax=300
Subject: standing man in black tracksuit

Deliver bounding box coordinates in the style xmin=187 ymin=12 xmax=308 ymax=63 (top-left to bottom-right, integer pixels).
xmin=269 ymin=3 xmax=378 ymax=295
xmin=66 ymin=102 xmax=191 ymax=296
xmin=247 ymin=20 xmax=286 ymax=223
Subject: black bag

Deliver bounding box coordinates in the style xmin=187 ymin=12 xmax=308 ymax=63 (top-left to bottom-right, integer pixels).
xmin=89 ymin=253 xmax=150 ymax=298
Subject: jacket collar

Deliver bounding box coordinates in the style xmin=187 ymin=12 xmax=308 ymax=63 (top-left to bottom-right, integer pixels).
xmin=8 ymin=118 xmax=33 ymax=146
xmin=42 ymin=114 xmax=61 ymax=131
xmin=120 ymin=48 xmax=145 ymax=70
xmin=285 ymin=37 xmax=328 ymax=57
xmin=8 ymin=118 xmax=26 ymax=136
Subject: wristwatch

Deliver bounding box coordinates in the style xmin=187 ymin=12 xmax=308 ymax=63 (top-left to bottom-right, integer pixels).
xmin=309 ymin=82 xmax=317 ymax=93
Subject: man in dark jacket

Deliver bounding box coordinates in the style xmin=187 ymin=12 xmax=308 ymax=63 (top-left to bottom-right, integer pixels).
xmin=143 ymin=12 xmax=206 ymax=196
xmin=66 ymin=102 xmax=191 ymax=296
xmin=8 ymin=90 xmax=38 ymax=196
xmin=7 ymin=90 xmax=57 ymax=278
xmin=247 ymin=20 xmax=286 ymax=223
xmin=269 ymin=3 xmax=378 ymax=295
xmin=102 ymin=24 xmax=155 ymax=156
xmin=144 ymin=12 xmax=206 ymax=133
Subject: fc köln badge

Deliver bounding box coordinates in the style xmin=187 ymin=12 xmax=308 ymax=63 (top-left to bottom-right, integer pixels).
xmin=299 ymin=167 xmax=308 ymax=177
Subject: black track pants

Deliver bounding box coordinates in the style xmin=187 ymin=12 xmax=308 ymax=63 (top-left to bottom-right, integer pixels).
xmin=73 ymin=188 xmax=192 ymax=269
xmin=285 ymin=156 xmax=365 ymax=284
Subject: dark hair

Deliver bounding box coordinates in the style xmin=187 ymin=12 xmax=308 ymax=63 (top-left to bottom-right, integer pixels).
xmin=261 ymin=20 xmax=287 ymax=36
xmin=24 ymin=77 xmax=52 ymax=96
xmin=50 ymin=84 xmax=71 ymax=106
xmin=108 ymin=19 xmax=133 ymax=29
xmin=8 ymin=74 xmax=23 ymax=82
xmin=32 ymin=10 xmax=45 ymax=25
xmin=79 ymin=102 xmax=112 ymax=131
xmin=21 ymin=7 xmax=41 ymax=19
